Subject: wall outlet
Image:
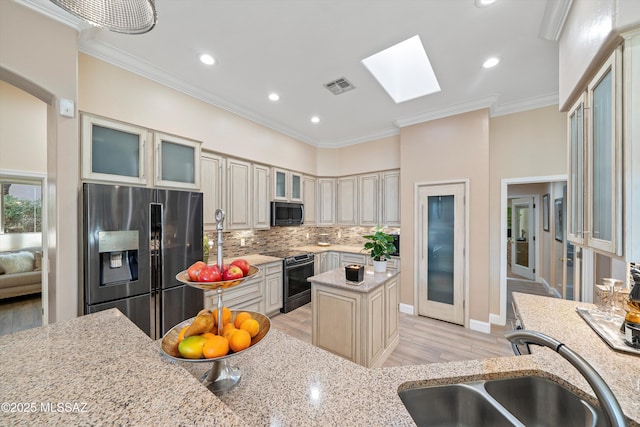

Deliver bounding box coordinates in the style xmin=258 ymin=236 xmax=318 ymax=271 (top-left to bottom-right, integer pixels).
xmin=240 ymin=238 xmax=246 ymax=246
xmin=306 ymin=233 xmax=309 ymax=239
xmin=337 ymin=232 xmax=342 ymax=239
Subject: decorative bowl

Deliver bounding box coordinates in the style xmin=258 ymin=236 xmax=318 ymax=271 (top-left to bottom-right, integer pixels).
xmin=175 ymin=265 xmax=260 ymax=291
xmin=161 ymin=310 xmax=270 ymax=362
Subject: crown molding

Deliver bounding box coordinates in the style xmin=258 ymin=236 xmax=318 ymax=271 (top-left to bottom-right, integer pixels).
xmin=393 ymin=96 xmax=498 ymax=129
xmin=20 ymin=0 xmax=83 ymax=30
xmin=78 ymin=39 xmax=321 ymax=147
xmin=539 ymin=0 xmax=572 ymax=41
xmin=491 ymin=92 xmax=559 ymax=117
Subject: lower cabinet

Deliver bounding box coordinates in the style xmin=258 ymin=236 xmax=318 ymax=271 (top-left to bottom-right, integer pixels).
xmin=311 ymin=273 xmax=400 ymax=368
xmin=203 ymin=261 xmax=283 ymax=315
xmin=339 ymin=252 xmax=367 ymax=267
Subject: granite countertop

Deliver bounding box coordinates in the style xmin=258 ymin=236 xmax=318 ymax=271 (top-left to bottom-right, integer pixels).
xmin=293 ymin=244 xmax=366 ymax=255
xmin=307 ymin=266 xmax=399 ymax=293
xmin=1 ymin=293 xmax=638 ymax=425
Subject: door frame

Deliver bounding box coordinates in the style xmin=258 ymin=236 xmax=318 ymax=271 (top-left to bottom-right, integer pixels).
xmin=494 ymin=175 xmax=567 ymax=326
xmin=413 ymin=179 xmax=469 ymax=327
xmin=0 ymin=170 xmax=48 ymax=326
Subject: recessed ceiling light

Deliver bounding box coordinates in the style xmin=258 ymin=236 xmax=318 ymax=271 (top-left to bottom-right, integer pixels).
xmin=199 ymin=53 xmax=215 ymax=66
xmin=362 ymin=35 xmax=441 ymax=104
xmin=483 ymin=56 xmax=501 ymax=68
xmin=268 ymin=93 xmax=280 ymax=102
xmin=310 ymin=116 xmax=320 ymax=124
xmin=475 ymin=0 xmax=497 ymax=7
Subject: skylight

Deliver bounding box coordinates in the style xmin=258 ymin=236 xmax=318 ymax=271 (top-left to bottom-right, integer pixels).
xmin=361 ymin=35 xmax=440 ymax=104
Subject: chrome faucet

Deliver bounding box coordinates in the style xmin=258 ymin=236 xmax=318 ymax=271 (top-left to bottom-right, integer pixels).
xmin=505 ymin=330 xmax=627 ymax=427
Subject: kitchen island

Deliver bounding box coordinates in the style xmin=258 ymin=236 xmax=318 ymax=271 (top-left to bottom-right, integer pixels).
xmin=308 ymin=266 xmax=400 ymax=368
xmin=1 ymin=293 xmax=638 ymax=425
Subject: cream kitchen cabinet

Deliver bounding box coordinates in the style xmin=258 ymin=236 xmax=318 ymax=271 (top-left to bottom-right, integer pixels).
xmin=226 ymin=158 xmax=252 ymax=230
xmin=302 ymin=175 xmax=317 ymax=225
xmin=201 ymin=152 xmax=225 ymax=231
xmin=82 ymin=113 xmax=201 ymax=190
xmin=310 ymin=269 xmax=400 ymax=368
xmin=380 ymin=170 xmax=400 ymax=227
xmin=339 ymin=252 xmax=367 ymax=267
xmin=263 ymin=261 xmax=283 ymax=315
xmin=366 ymin=256 xmax=400 ymax=273
xmin=337 ymin=176 xmax=358 ymax=226
xmin=204 ymin=267 xmax=265 ymax=313
xmin=358 ymin=173 xmax=379 ymax=226
xmin=272 ymin=168 xmax=303 ymax=202
xmin=567 ymin=47 xmax=623 ymax=256
xmin=358 ymin=170 xmax=400 ymax=227
xmin=317 ymin=178 xmax=336 ymax=226
xmin=252 ymin=164 xmax=270 ymax=229
xmin=81 ymin=113 xmax=149 ymax=186
xmin=153 ymin=132 xmax=201 ymax=190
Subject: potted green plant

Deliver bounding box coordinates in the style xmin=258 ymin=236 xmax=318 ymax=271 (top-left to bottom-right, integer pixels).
xmin=362 ymin=227 xmax=396 ymax=272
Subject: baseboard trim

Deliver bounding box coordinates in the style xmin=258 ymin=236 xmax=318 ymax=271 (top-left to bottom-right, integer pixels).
xmin=399 ymin=303 xmax=414 ymax=315
xmin=489 ymin=313 xmax=504 ymax=326
xmin=469 ymin=318 xmax=491 ymax=334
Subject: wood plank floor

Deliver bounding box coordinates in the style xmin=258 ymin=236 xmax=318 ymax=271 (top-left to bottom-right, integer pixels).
xmin=0 ymin=294 xmax=42 ymax=337
xmin=270 ymin=304 xmax=514 ymax=367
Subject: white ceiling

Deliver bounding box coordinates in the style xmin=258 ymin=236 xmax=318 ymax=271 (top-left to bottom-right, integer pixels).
xmin=23 ymin=0 xmax=567 ymax=148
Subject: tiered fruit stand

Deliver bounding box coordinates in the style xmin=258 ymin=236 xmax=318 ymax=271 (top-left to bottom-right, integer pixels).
xmin=161 ymin=209 xmax=270 ymax=393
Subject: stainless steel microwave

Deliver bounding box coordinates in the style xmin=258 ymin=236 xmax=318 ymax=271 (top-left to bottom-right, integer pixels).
xmin=270 ymin=201 xmax=304 ymax=226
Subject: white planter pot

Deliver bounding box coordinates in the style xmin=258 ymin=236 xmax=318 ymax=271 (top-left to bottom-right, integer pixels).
xmin=373 ymin=260 xmax=387 ymax=273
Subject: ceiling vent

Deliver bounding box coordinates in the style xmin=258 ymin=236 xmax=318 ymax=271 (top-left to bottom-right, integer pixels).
xmin=324 ymin=77 xmax=355 ymax=95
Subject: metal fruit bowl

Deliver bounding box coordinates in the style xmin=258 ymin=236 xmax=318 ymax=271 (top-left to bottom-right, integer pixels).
xmin=161 ymin=310 xmax=270 ymax=362
xmin=175 ymin=265 xmax=260 ymax=290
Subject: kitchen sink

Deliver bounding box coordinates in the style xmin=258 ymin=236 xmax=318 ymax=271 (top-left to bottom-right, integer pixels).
xmin=399 ymin=375 xmax=606 ymax=427
xmin=484 ymin=376 xmax=606 ymax=427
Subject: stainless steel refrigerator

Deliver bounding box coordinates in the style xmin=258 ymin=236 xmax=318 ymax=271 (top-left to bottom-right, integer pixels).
xmin=82 ymin=183 xmax=203 ymax=339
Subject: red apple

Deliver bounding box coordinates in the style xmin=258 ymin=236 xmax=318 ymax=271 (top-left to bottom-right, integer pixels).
xmin=230 ymin=259 xmax=250 ymax=276
xmin=187 ymin=261 xmax=207 ymax=281
xmin=223 ymin=265 xmax=243 ymax=281
xmin=199 ymin=265 xmax=222 ymax=282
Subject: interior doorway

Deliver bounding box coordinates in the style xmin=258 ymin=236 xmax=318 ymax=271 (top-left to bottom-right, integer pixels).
xmin=499 ymin=175 xmax=567 ymax=327
xmin=416 ymin=181 xmax=467 ymax=325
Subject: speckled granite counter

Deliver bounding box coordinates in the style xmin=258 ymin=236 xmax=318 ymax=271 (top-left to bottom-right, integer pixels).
xmin=293 ymin=244 xmax=365 ymax=254
xmin=0 ymin=309 xmax=243 ymax=426
xmin=1 ymin=293 xmax=638 ymax=426
xmin=308 ymin=265 xmax=399 ymax=293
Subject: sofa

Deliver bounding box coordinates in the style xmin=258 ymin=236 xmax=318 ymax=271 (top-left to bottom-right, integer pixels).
xmin=0 ymin=247 xmax=42 ymax=300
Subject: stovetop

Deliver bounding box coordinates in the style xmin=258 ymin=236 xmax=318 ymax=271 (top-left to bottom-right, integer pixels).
xmin=262 ymin=249 xmax=314 ymax=263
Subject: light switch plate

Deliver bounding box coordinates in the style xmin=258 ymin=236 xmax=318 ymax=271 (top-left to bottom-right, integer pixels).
xmin=58 ymin=98 xmax=75 ymax=118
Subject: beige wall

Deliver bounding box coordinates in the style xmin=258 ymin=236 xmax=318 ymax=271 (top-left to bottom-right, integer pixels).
xmin=0 ymin=0 xmax=79 ymax=323
xmin=400 ymin=109 xmax=491 ymax=323
xmin=489 ymin=106 xmax=567 ymax=318
xmin=79 ymin=54 xmax=317 ymax=175
xmin=0 ymin=81 xmax=47 ymax=172
xmin=315 ymin=135 xmax=401 ymax=177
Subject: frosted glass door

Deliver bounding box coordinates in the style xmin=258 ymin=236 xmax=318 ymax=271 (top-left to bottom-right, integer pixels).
xmin=291 ymin=173 xmax=302 ymax=201
xmin=587 ymin=49 xmax=620 ymax=255
xmin=417 ymin=183 xmax=465 ymax=325
xmin=154 ymin=132 xmax=200 ymax=189
xmin=274 ymin=170 xmax=287 ymax=200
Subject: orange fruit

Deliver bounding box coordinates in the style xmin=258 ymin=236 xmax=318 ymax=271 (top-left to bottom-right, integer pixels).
xmin=229 ymin=329 xmax=251 ymax=353
xmin=222 ymin=325 xmax=238 ymax=340
xmin=201 ymin=332 xmax=216 ymax=340
xmin=177 ymin=325 xmax=190 ymax=342
xmin=240 ymin=318 xmax=260 ymax=338
xmin=212 ymin=307 xmax=232 ymax=326
xmin=203 ymin=335 xmax=229 ymax=358
xmin=234 ymin=312 xmax=253 ymax=329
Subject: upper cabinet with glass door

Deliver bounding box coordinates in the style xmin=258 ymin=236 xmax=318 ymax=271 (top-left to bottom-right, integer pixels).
xmin=566 ymin=48 xmax=622 ymax=256
xmin=153 ymin=132 xmax=201 ymax=190
xmin=81 ymin=113 xmax=149 ymax=185
xmin=271 ymin=168 xmax=303 ymax=202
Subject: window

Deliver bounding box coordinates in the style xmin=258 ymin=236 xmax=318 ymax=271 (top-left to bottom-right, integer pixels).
xmin=1 ymin=180 xmax=42 ymax=233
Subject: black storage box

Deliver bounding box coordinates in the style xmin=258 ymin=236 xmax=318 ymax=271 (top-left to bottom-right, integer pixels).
xmin=345 ymin=264 xmax=364 ymax=282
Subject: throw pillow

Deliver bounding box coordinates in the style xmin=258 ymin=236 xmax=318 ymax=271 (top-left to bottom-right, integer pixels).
xmin=0 ymin=251 xmax=35 ymax=274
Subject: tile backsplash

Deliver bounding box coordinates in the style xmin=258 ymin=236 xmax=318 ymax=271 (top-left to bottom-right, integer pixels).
xmin=205 ymin=226 xmax=400 ymax=258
